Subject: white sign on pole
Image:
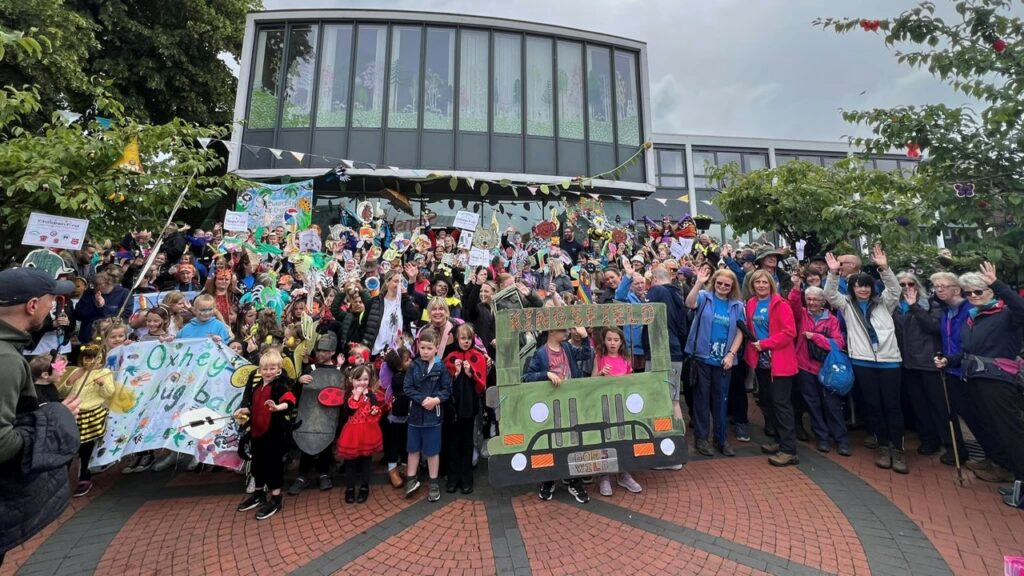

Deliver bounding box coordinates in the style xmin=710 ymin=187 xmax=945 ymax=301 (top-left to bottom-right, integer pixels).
xmin=453 ymin=210 xmax=480 ymax=231
xmin=22 ymin=212 xmax=90 ymax=250
xmin=671 ymin=238 xmax=694 ymax=259
xmin=457 ymin=230 xmax=474 ymax=249
xmin=796 ymin=239 xmax=807 ymax=261
xmin=223 ymin=210 xmax=249 ymax=232
xmin=468 ymin=247 xmax=491 ymax=267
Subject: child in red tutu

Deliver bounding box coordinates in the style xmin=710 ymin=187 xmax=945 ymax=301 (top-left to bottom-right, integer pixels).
xmin=335 ymin=364 xmax=388 ymax=504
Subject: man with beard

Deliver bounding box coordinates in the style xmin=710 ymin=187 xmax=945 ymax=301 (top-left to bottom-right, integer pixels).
xmin=0 ymin=268 xmax=81 ymax=566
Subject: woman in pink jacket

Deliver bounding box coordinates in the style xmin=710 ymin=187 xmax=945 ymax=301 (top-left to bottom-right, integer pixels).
xmin=788 ymin=279 xmax=850 ymax=457
xmin=745 ymin=270 xmax=800 ymax=467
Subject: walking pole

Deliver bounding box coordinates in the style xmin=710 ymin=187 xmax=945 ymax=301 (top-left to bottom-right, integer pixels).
xmin=936 ymin=354 xmax=969 ymax=486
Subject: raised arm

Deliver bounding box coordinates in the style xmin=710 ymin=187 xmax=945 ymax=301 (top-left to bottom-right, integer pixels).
xmin=686 ymin=266 xmax=711 ymax=309
xmin=823 ymin=253 xmax=847 ymax=311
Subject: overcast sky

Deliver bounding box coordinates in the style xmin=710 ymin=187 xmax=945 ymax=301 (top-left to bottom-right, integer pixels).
xmin=259 ymin=0 xmax=1006 ymax=143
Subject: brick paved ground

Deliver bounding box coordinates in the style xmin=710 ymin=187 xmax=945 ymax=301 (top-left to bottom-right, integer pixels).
xmin=3 ymin=416 xmax=1021 ymax=575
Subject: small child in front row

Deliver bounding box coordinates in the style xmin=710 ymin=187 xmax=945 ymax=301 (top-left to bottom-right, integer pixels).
xmin=234 ymin=348 xmax=296 ymax=520
xmin=442 ymin=323 xmax=487 ymax=495
xmin=335 ymin=364 xmax=388 ymax=504
xmin=56 ymin=342 xmax=116 ymax=497
xmin=593 ymin=326 xmax=643 ymax=497
xmin=30 ymin=352 xmax=68 ymax=404
xmin=381 ymin=346 xmax=414 ymax=489
xmin=403 ymin=328 xmax=452 ymax=503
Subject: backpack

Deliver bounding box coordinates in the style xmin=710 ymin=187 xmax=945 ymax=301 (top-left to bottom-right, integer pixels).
xmin=818 ymin=339 xmax=854 ymax=396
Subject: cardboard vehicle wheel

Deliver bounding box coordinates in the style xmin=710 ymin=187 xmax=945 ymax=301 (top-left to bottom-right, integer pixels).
xmin=318 ymin=386 xmax=345 ymax=407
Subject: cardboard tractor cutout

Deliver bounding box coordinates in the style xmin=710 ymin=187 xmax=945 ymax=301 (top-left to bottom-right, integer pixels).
xmin=293 ymin=365 xmax=344 ymax=455
xmin=490 ymin=285 xmax=538 ymax=364
xmin=487 ymin=303 xmax=687 ymax=487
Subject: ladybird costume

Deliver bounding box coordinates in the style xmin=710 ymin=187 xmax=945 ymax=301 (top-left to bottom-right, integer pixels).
xmin=441 ymin=345 xmax=488 ymax=493
xmin=335 ymin=389 xmax=387 ymax=460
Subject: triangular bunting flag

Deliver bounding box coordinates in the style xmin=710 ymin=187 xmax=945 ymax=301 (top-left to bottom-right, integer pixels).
xmin=112 ymin=137 xmax=144 ymax=174
xmin=341 ymin=159 xmax=354 ymax=169
xmin=57 ymin=110 xmax=82 ymax=125
xmin=364 ymin=162 xmax=377 ymax=170
xmin=243 ymin=144 xmax=261 ymax=157
xmin=387 ymin=166 xmax=399 ymax=171
xmin=655 ymin=198 xmax=668 ymax=206
xmin=197 ymin=137 xmax=212 ymax=149
xmin=290 ymin=151 xmax=305 ymax=163
xmin=466 ymin=177 xmax=475 ymax=189
xmin=222 ymin=141 xmax=238 ymax=153
xmin=95 ymin=117 xmax=112 ymax=129
xmin=269 ymin=148 xmax=284 ymax=160
xmin=588 ymin=193 xmax=600 ymax=200
xmin=527 ymin=186 xmax=538 ymax=196
xmin=610 ymin=195 xmax=623 ymax=201
xmin=677 ymin=194 xmax=689 ymax=203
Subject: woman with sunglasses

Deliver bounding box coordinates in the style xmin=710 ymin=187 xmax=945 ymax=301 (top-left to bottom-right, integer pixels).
xmin=892 ymin=272 xmax=946 ymax=460
xmin=825 ymin=245 xmax=907 ymax=473
xmin=935 ymin=263 xmax=1024 ymax=507
xmin=685 ymin=266 xmax=746 ymax=458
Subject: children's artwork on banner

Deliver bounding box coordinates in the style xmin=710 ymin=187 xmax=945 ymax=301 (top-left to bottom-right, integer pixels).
xmin=453 ymin=210 xmax=480 ymax=231
xmin=298 ymin=229 xmax=322 ymax=253
xmin=235 ymin=180 xmax=314 ymax=231
xmin=457 ymin=230 xmax=474 ymax=250
xmin=223 ymin=210 xmax=249 ymax=232
xmin=670 ymin=238 xmax=694 ymax=260
xmin=90 ymin=339 xmax=249 ymax=470
xmin=22 ymin=212 xmax=90 ymax=250
xmin=469 ymin=247 xmax=491 ymax=267
xmin=132 ymin=290 xmax=200 ymax=314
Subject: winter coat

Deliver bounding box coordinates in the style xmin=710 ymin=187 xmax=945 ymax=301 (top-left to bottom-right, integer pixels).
xmin=932 ymin=298 xmax=972 ymax=379
xmin=948 ymin=280 xmax=1024 ymax=386
xmin=684 ymin=291 xmax=745 ymax=362
xmin=0 ymin=402 xmax=80 ymax=554
xmin=787 ymin=288 xmax=845 ymax=375
xmin=74 ymin=286 xmax=130 ymax=343
xmin=892 ymin=299 xmax=941 ymax=371
xmin=0 ymin=319 xmax=36 ymax=466
xmin=744 ymin=293 xmax=799 ymax=377
xmin=824 ymin=268 xmax=902 ymax=364
xmin=404 ymin=358 xmax=453 ymax=427
xmin=644 ymin=283 xmax=688 ymax=362
xmin=360 ymin=292 xmax=419 ymax=351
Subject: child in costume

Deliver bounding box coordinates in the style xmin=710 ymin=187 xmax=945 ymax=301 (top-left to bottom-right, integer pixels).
xmin=234 ymin=348 xmax=296 ymax=520
xmin=442 ymin=323 xmax=487 ymax=494
xmin=288 ymin=332 xmax=342 ymax=495
xmin=57 ymin=342 xmax=116 ymax=497
xmin=29 ymin=352 xmax=67 ymax=404
xmin=403 ymin=328 xmax=452 ymax=503
xmin=592 ymin=326 xmax=643 ymax=496
xmin=335 ymin=364 xmax=388 ymax=504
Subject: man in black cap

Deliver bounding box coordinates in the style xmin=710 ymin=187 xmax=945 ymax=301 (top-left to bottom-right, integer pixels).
xmin=0 ymin=268 xmax=81 ymax=565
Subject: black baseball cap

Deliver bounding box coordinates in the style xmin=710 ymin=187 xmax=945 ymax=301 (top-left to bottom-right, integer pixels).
xmin=0 ymin=268 xmax=75 ymax=306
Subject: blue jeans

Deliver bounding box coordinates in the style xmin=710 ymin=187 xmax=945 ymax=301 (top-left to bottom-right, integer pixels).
xmin=796 ymin=370 xmax=849 ymax=448
xmin=694 ymin=362 xmax=731 ymax=445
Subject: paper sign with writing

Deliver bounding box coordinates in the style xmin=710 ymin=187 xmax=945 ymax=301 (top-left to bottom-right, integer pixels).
xmin=223 ymin=210 xmax=249 ymax=232
xmin=235 ymin=179 xmax=314 ymax=231
xmin=298 ymin=229 xmax=322 ymax=253
xmin=796 ymin=239 xmax=807 ymax=261
xmin=453 ymin=210 xmax=480 ymax=231
xmin=468 ymin=247 xmax=491 ymax=267
xmin=132 ymin=290 xmax=200 ymax=314
xmin=457 ymin=230 xmax=474 ymax=249
xmin=90 ymin=339 xmax=249 ymax=470
xmin=22 ymin=212 xmax=90 ymax=250
xmin=671 ymin=238 xmax=694 ymax=260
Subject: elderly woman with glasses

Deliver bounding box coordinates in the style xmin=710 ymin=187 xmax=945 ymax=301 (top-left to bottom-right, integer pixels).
xmin=935 ymin=263 xmax=1024 ymax=507
xmin=891 ymin=272 xmax=946 ymax=459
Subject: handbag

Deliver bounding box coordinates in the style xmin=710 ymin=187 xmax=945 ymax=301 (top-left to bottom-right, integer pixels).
xmin=819 ymin=340 xmax=854 ymax=396
xmin=808 ymin=338 xmax=830 ymax=363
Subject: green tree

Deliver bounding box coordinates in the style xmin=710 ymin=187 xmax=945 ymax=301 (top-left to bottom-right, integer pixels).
xmin=1 ymin=0 xmax=259 ymax=126
xmin=708 ymin=158 xmax=936 ymax=259
xmin=816 ymin=0 xmax=1024 ymax=277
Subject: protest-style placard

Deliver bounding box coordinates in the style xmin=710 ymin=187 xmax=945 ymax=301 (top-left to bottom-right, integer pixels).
xmin=453 ymin=210 xmax=480 ymax=231
xmin=469 ymin=247 xmax=491 ymax=267
xmin=671 ymin=238 xmax=695 ymax=259
xmin=223 ymin=210 xmax=249 ymax=232
xmin=131 ymin=290 xmax=200 ymax=314
xmin=458 ymin=230 xmax=474 ymax=249
xmin=22 ymin=212 xmax=90 ymax=250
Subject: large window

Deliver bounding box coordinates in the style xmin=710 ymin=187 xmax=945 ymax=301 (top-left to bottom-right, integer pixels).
xmin=614 ymin=51 xmax=640 ymax=146
xmin=526 ymin=36 xmax=553 ymax=136
xmin=493 ymin=33 xmax=522 ymax=134
xmin=316 ymin=25 xmax=352 ymax=128
xmin=459 ymin=30 xmax=489 ymax=132
xmin=586 ymin=46 xmax=613 ymax=143
xmin=656 ymin=148 xmax=686 ymax=188
xmin=248 ymin=29 xmax=285 ymax=129
xmin=281 ymin=26 xmax=318 ymax=128
xmin=388 ymin=26 xmax=421 ymax=129
xmin=776 ymin=153 xmax=845 ymax=167
xmin=352 ymin=25 xmax=387 ymax=128
xmin=424 ymin=28 xmax=454 ymax=130
xmin=557 ymin=40 xmax=584 ymax=139
xmin=693 ymin=149 xmax=768 ymax=189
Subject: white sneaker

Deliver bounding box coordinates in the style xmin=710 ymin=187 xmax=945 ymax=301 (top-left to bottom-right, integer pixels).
xmin=653 ymin=464 xmax=683 ymax=471
xmin=598 ymin=475 xmax=613 ymax=496
xmin=617 ymin=472 xmax=643 ymax=493
xmin=151 ymin=453 xmax=179 ymax=473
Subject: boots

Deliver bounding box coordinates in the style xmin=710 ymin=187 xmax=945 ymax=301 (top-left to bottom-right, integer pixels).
xmin=891 ymin=448 xmax=909 ymax=474
xmin=976 ymin=462 xmax=1015 ymax=483
xmin=875 ymin=446 xmax=892 ymax=469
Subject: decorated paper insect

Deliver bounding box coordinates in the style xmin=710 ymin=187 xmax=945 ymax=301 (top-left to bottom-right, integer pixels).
xmin=318 ymin=386 xmax=345 ymax=407
xmin=954 ymin=182 xmax=976 ymax=198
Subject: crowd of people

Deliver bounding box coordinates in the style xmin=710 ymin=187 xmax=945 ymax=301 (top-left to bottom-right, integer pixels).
xmin=2 ymin=206 xmax=1023 ymax=546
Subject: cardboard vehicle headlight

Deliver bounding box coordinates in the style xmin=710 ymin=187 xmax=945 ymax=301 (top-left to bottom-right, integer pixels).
xmin=487 ymin=303 xmax=687 ymax=487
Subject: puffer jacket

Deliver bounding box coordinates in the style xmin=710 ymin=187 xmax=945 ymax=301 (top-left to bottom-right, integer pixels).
xmin=892 ymin=299 xmax=941 ymax=371
xmin=360 ymin=292 xmax=419 ymax=351
xmin=824 ymin=268 xmax=902 ymax=364
xmin=0 ymin=319 xmax=36 ymax=466
xmin=1 ymin=402 xmax=81 ymax=553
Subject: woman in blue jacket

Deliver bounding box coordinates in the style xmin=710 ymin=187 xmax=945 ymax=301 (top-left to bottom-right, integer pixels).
xmin=685 ymin=266 xmax=745 ymax=457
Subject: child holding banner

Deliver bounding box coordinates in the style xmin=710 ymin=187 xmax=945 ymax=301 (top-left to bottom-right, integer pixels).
xmin=57 ymin=342 xmax=116 ymax=497
xmin=235 ymin=348 xmax=296 ymax=520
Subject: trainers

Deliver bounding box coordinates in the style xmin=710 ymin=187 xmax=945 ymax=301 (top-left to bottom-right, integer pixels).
xmin=122 ymin=455 xmax=144 ymax=475
xmin=598 ymin=475 xmax=613 ymax=496
xmin=404 ymin=477 xmax=422 ymax=498
xmin=617 ymin=473 xmax=642 ymax=493
xmin=652 ymin=464 xmax=683 ymax=471
xmin=134 ymin=453 xmax=154 ymax=473
xmin=864 ymin=435 xmax=879 ymax=449
xmin=427 ymin=482 xmax=441 ymax=502
xmin=72 ymin=480 xmax=93 ymax=498
xmin=151 ymin=452 xmax=178 ymax=473
xmin=795 ymin=426 xmax=811 ymax=442
xmin=735 ymin=424 xmax=751 ymax=443
xmin=237 ymin=491 xmax=265 ymax=512
xmin=760 ymin=442 xmax=780 ymax=455
xmin=768 ymin=452 xmax=799 ymax=467
xmin=716 ymin=442 xmax=736 ymax=457
xmin=318 ymin=474 xmax=333 ymax=491
xmin=939 ymin=449 xmax=956 ymax=467
xmin=695 ymin=439 xmax=714 ymax=457
xmin=286 ymin=477 xmax=307 ymax=496
xmin=875 ymin=446 xmax=892 ymax=469
xmin=976 ymin=463 xmax=1015 ymax=483
xmin=539 ymin=481 xmax=556 ymax=500
xmin=837 ymin=445 xmax=852 ymax=457
xmin=388 ymin=468 xmax=405 ymax=488
xmin=891 ymin=449 xmax=909 ymax=474
xmin=567 ymin=479 xmax=590 ymax=504
xmin=816 ymin=441 xmax=831 ymax=453
xmin=255 ymin=495 xmax=281 ymax=520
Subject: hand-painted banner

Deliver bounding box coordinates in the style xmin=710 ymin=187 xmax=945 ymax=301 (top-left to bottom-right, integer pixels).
xmin=90 ymin=338 xmax=250 ymax=470
xmin=131 ymin=290 xmax=200 ymax=314
xmin=235 ymin=179 xmax=313 ymax=231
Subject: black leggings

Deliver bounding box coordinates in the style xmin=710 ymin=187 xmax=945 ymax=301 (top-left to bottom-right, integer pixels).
xmin=384 ymin=420 xmax=408 ymax=466
xmin=298 ymin=449 xmax=333 ymax=476
xmin=443 ymin=417 xmax=477 ymax=488
xmin=345 ymin=455 xmax=372 ymax=489
xmin=852 ymin=365 xmax=904 ymax=449
xmin=251 ymin=435 xmax=286 ymax=492
xmin=78 ymin=441 xmax=95 ymax=482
